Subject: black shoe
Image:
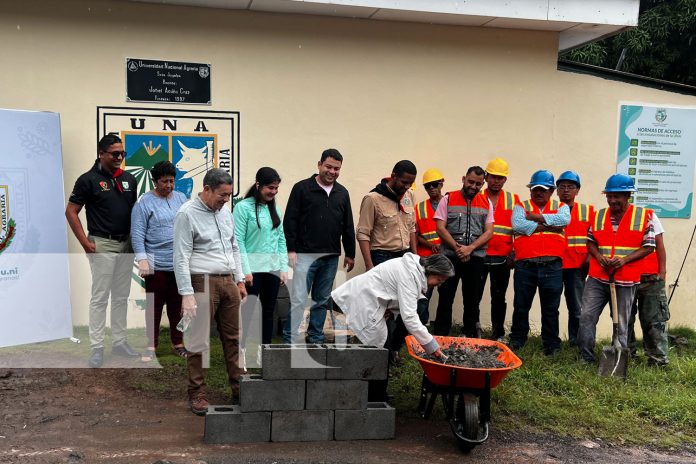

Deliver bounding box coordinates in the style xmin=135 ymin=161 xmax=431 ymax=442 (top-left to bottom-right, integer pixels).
xmin=389 ymin=350 xmax=403 ymax=367
xmin=112 ymin=342 xmax=140 ymax=358
xmin=88 ymin=348 xmax=104 ymax=368
xmin=544 ymin=348 xmax=561 ymax=356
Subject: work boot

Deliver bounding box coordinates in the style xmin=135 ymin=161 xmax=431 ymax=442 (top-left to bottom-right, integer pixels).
xmin=112 ymin=341 xmax=140 ymax=358
xmin=88 ymin=348 xmax=104 ymax=368
xmin=189 ymin=391 xmax=210 ymax=416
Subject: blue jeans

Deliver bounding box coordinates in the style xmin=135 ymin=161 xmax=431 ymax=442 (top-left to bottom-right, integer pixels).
xmin=509 ymin=259 xmax=563 ymax=352
xmin=283 ymin=254 xmax=339 ymax=344
xmin=562 ymin=267 xmax=587 ymax=345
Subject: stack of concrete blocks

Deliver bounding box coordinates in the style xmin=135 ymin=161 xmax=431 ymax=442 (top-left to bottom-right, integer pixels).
xmin=204 ymin=344 xmax=395 ymax=443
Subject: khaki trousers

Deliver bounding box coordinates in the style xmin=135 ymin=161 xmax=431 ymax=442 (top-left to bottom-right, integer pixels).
xmin=87 ymin=235 xmax=133 ymax=349
xmin=186 ymin=274 xmax=243 ymax=396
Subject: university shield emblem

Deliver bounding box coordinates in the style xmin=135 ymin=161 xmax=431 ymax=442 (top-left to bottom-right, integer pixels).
xmin=0 ymin=185 xmax=16 ymax=255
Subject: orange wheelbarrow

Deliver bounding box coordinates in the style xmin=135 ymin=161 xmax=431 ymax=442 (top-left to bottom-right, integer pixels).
xmin=405 ymin=335 xmax=522 ymax=451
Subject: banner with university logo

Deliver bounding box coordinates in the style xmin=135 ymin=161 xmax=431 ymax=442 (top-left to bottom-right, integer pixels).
xmin=617 ymin=103 xmax=696 ymax=218
xmin=0 ymin=108 xmax=72 ymax=348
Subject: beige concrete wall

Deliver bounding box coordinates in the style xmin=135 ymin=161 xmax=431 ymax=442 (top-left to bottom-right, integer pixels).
xmin=2 ymin=0 xmax=694 ymax=338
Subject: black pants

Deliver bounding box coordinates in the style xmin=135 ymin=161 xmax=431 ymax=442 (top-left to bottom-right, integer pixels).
xmin=434 ymin=255 xmax=485 ymax=337
xmin=370 ymin=249 xmax=408 ymax=353
xmin=478 ymin=261 xmax=512 ymax=339
xmin=241 ymin=272 xmax=281 ymax=346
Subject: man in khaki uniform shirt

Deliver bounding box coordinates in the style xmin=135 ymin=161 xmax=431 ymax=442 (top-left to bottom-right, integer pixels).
xmin=357 ymin=160 xmax=418 ymax=269
xmin=356 ymin=159 xmax=418 ymax=366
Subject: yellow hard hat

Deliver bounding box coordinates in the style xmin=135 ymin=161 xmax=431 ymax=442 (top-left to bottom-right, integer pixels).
xmin=422 ymin=168 xmax=445 ymax=185
xmin=485 ymin=158 xmax=509 ymax=177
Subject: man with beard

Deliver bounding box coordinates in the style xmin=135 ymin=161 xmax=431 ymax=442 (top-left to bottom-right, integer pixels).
xmin=282 ymin=149 xmax=355 ymax=344
xmin=434 ymin=166 xmax=493 ymax=338
xmin=357 ymin=160 xmax=418 ymax=365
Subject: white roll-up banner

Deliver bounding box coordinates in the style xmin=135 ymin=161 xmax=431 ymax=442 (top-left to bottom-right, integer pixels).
xmin=0 ymin=108 xmax=72 ymax=348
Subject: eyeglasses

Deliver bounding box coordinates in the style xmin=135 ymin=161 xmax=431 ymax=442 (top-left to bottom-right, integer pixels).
xmin=423 ymin=181 xmax=443 ymax=190
xmin=103 ymin=150 xmax=126 ymax=158
xmin=557 ymin=184 xmax=578 ymax=191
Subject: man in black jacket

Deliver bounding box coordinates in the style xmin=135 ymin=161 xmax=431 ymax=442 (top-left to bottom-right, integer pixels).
xmin=283 ymin=149 xmax=356 ymax=343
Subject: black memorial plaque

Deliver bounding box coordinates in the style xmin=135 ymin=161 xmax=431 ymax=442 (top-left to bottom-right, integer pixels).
xmin=126 ymin=58 xmax=211 ymax=105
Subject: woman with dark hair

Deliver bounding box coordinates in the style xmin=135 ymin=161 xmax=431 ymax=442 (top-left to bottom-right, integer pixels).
xmin=234 ymin=167 xmax=289 ymax=367
xmin=131 ymin=161 xmax=189 ymax=362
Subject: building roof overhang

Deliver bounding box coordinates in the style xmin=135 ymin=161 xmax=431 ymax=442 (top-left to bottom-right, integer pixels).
xmin=127 ymin=0 xmax=640 ymax=51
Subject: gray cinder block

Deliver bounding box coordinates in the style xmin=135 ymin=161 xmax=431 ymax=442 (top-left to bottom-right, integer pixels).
xmin=334 ymin=402 xmax=395 ymax=440
xmin=204 ymin=405 xmax=271 ymax=443
xmin=305 ymin=380 xmax=368 ymax=410
xmin=261 ymin=344 xmax=327 ymax=380
xmin=240 ymin=374 xmax=305 ymax=412
xmin=326 ymin=345 xmax=388 ymax=380
xmin=271 ymin=410 xmax=334 ymax=442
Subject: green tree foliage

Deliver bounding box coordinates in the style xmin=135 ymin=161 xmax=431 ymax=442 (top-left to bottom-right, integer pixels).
xmin=561 ymin=0 xmax=696 ymax=86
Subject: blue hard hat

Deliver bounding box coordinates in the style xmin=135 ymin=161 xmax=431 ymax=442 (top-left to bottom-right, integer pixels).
xmin=526 ymin=170 xmax=556 ymax=189
xmin=603 ymin=174 xmax=636 ymax=193
xmin=556 ymin=170 xmax=581 ymax=187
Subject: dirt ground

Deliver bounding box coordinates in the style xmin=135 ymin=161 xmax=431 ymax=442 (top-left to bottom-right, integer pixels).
xmin=1 ymin=368 xmax=694 ymax=464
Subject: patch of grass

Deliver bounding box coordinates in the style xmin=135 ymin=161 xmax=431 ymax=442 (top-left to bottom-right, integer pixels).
xmin=15 ymin=323 xmax=694 ymax=448
xmin=391 ymin=326 xmax=696 ymax=448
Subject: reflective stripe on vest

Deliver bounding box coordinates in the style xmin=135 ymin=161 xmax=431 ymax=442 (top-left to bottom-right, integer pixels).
xmin=493 ymin=224 xmax=513 ymax=236
xmin=567 ymin=236 xmax=588 ymax=247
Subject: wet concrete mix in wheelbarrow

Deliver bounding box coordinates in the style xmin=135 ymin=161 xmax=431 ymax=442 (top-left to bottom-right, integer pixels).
xmin=422 ymin=345 xmax=506 ymax=368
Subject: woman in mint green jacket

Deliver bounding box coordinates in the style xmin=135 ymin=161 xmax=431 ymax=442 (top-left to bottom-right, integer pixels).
xmin=234 ymin=167 xmax=289 ymax=367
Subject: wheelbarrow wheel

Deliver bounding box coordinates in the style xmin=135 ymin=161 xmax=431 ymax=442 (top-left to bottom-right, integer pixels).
xmin=449 ymin=393 xmax=483 ymax=452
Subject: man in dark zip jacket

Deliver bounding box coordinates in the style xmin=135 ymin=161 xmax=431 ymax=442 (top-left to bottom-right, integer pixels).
xmin=283 ymin=149 xmax=356 ymax=343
